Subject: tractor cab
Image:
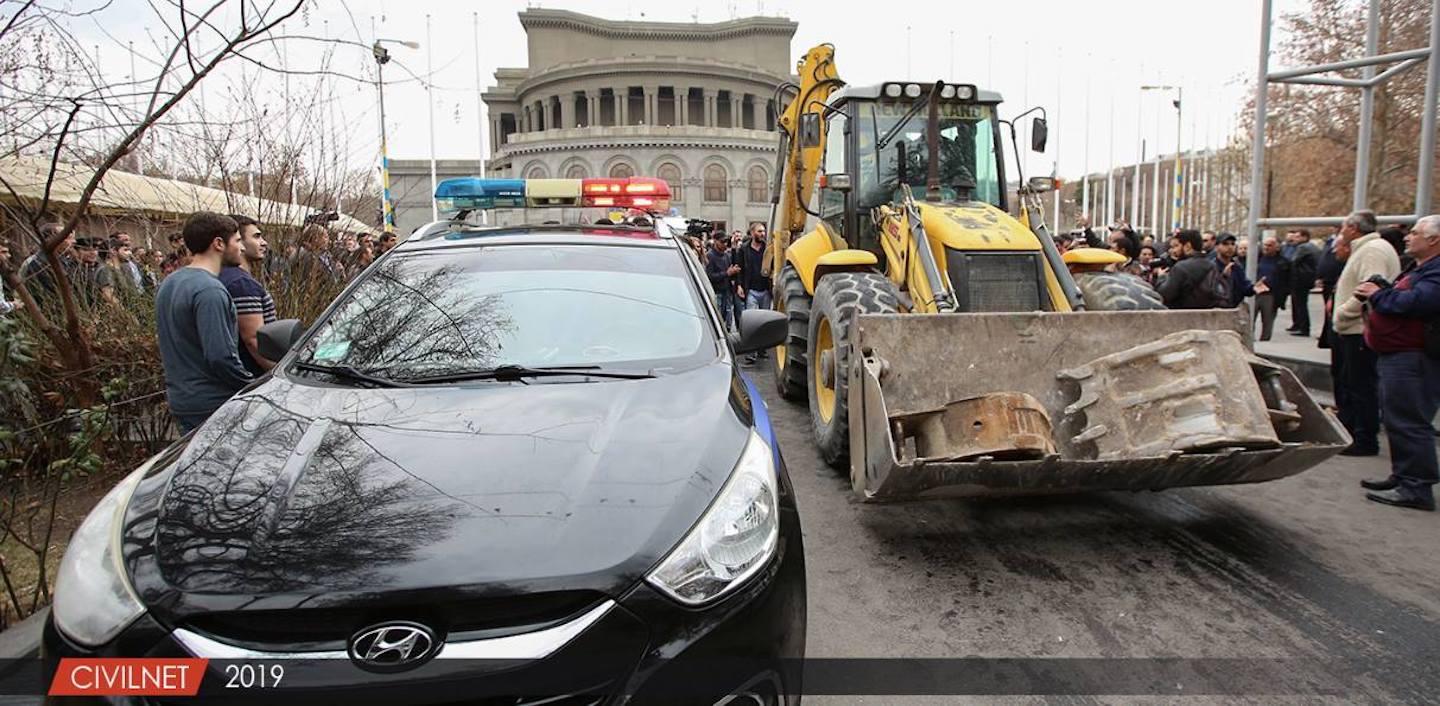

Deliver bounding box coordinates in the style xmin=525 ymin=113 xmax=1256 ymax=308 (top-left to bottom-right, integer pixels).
xmin=808 ymin=82 xmax=1012 ymax=258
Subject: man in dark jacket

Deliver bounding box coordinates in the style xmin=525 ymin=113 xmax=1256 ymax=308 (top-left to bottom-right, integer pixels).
xmin=1214 ymin=233 xmax=1269 ymax=307
xmin=733 ymin=223 xmax=773 ymax=364
xmin=704 ymin=236 xmax=741 ymax=332
xmin=1285 ymin=229 xmax=1320 ymax=336
xmin=1353 ymin=215 xmax=1440 ymax=511
xmin=1253 ymin=234 xmax=1292 ymax=341
xmin=1156 ymin=230 xmax=1220 ymax=309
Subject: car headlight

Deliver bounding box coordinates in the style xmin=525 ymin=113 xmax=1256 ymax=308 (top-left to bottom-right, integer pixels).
xmin=647 ymin=431 xmax=779 ymax=605
xmin=52 ymin=462 xmax=151 ymax=647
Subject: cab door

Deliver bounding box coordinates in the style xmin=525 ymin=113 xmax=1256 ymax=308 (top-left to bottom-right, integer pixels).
xmin=817 ymin=107 xmax=852 ymax=248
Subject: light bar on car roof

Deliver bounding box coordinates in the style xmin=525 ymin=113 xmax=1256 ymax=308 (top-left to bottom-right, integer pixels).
xmin=433 ymin=177 xmax=670 ymax=218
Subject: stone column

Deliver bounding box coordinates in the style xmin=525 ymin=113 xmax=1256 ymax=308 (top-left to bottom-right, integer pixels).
xmin=730 ymin=95 xmax=742 ymax=129
xmin=587 ymin=92 xmax=598 ymax=127
xmin=704 ymin=91 xmax=716 ymax=127
xmin=679 ymin=88 xmax=690 ymax=126
xmin=751 ymin=95 xmax=765 ymax=132
xmin=612 ymin=87 xmax=624 ymax=126
xmin=645 ymin=86 xmax=658 ymax=126
xmin=560 ymin=94 xmax=576 ymax=130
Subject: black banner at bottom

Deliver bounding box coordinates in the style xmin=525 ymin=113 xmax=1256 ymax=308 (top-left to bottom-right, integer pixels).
xmin=0 ymin=656 xmax=1354 ymax=701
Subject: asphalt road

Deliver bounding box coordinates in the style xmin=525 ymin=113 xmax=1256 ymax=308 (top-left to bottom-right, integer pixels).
xmin=745 ymin=366 xmax=1440 ymax=704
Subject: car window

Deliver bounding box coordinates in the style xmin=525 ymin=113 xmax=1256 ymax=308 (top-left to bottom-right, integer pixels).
xmin=295 ymin=243 xmax=712 ymax=379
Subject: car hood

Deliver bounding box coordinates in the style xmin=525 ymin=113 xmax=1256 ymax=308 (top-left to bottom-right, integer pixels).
xmin=123 ymin=364 xmax=755 ymax=615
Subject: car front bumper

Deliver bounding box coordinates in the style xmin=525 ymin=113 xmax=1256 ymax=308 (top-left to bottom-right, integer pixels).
xmin=42 ymin=502 xmax=805 ymax=706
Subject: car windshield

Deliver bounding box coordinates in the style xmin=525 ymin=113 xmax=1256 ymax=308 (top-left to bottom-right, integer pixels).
xmin=294 ymin=242 xmax=712 ymax=380
xmin=856 ymin=100 xmax=1001 ymax=208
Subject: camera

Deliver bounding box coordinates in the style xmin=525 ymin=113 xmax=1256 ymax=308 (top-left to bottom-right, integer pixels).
xmin=684 ymin=218 xmax=714 ymax=239
xmin=1364 ymin=274 xmax=1393 ymax=288
xmin=304 ymin=211 xmax=340 ymax=225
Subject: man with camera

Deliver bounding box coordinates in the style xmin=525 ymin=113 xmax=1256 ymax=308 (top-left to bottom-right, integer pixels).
xmin=1352 ymin=215 xmax=1440 ymax=511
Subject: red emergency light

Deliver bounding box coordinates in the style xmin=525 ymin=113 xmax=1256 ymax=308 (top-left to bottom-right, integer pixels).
xmin=580 ymin=177 xmax=671 ymax=210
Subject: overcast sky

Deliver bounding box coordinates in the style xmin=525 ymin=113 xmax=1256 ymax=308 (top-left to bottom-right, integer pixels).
xmin=80 ymin=0 xmax=1314 ymax=181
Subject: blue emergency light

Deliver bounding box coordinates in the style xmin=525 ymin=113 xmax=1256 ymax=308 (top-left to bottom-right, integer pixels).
xmin=434 ymin=178 xmax=526 ymax=216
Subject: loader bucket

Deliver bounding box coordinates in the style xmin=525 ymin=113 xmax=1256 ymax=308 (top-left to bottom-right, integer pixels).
xmin=848 ymin=309 xmax=1351 ymax=501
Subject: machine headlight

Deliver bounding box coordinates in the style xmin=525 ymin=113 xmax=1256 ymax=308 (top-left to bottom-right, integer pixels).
xmin=903 ymin=83 xmax=923 ymax=98
xmin=940 ymin=84 xmax=957 ymax=99
xmin=52 ymin=463 xmax=151 ymax=647
xmin=647 ymin=432 xmax=779 ymax=606
xmin=884 ymin=83 xmax=903 ymax=98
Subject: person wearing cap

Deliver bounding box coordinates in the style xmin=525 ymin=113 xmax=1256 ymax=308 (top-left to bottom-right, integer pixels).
xmin=1213 ymin=233 xmax=1269 ymax=308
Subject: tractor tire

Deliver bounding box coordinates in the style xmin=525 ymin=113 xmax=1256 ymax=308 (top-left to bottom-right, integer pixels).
xmin=807 ymin=272 xmax=901 ymax=470
xmin=772 ymin=265 xmax=810 ymax=402
xmin=1075 ymin=271 xmax=1166 ymax=311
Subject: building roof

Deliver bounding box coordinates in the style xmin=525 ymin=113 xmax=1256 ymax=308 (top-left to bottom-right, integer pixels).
xmin=0 ymin=155 xmax=378 ymax=234
xmin=517 ymin=8 xmax=796 ymax=41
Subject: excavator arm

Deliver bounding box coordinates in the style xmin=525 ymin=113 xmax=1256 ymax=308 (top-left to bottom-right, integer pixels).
xmin=767 ymin=44 xmax=844 ymax=277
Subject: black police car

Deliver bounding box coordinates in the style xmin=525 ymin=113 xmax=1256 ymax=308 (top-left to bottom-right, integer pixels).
xmin=44 ymin=178 xmax=806 ymax=704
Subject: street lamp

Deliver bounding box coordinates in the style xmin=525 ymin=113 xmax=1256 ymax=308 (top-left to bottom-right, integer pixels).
xmin=1142 ymin=85 xmax=1183 ymax=233
xmin=373 ymin=38 xmax=419 ymax=234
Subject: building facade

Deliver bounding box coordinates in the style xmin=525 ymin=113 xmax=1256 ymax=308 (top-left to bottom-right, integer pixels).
xmin=479 ymin=9 xmax=797 ymax=233
xmin=388 ymin=159 xmax=484 ymax=236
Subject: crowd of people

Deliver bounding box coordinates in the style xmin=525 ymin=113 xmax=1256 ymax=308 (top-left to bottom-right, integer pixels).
xmin=1068 ymin=210 xmax=1439 ymax=512
xmin=0 ymin=214 xmax=396 ymax=434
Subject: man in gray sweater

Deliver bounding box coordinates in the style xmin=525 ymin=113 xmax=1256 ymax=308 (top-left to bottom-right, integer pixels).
xmin=155 ymin=212 xmax=253 ymax=433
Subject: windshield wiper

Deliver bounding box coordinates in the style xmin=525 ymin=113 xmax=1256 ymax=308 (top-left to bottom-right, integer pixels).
xmin=403 ymin=364 xmax=655 ymax=385
xmin=291 ymin=361 xmax=405 ymax=388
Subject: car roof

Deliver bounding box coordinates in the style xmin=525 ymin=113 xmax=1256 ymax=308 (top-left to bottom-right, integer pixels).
xmin=396 ymin=222 xmax=674 ymax=252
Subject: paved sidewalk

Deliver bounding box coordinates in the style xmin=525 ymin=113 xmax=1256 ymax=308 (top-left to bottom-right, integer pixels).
xmin=1253 ymin=292 xmax=1326 ymax=366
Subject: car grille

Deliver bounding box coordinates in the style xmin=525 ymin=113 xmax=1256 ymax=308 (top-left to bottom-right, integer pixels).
xmin=179 ymin=589 xmax=606 ymax=651
xmin=945 ymin=251 xmax=1045 ymax=312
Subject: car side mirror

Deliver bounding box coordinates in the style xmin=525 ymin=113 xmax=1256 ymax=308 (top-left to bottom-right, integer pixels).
xmin=822 ymin=173 xmax=852 ymax=192
xmin=1031 ymin=116 xmax=1048 ymax=153
xmin=257 ymin=319 xmax=305 ymax=362
xmin=799 ymin=113 xmax=823 ymax=148
xmin=731 ymin=309 xmax=787 ymax=355
xmin=1027 ymin=176 xmax=1055 ymax=193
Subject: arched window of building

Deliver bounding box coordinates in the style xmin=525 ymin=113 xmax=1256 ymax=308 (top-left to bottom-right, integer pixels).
xmin=525 ymin=165 xmax=549 ymax=180
xmin=609 ymin=162 xmax=634 ymax=179
xmin=657 ymin=163 xmax=682 ymax=201
xmin=747 ymin=166 xmax=768 ymax=203
xmin=703 ymin=164 xmax=728 ymax=203
xmin=565 ymin=164 xmax=588 ymax=179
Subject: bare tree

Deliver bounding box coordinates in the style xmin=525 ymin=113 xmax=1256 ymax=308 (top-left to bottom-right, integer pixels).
xmin=1260 ymin=0 xmax=1436 ymax=219
xmin=0 ymin=0 xmax=306 ymax=401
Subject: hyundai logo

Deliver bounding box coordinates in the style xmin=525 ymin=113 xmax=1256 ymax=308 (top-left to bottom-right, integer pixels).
xmin=347 ymin=622 xmax=440 ymax=672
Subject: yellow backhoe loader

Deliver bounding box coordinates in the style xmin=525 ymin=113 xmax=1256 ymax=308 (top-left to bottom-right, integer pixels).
xmin=764 ymin=44 xmax=1349 ymax=501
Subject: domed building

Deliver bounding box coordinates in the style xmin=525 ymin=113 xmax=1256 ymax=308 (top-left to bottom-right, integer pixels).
xmin=480 ymin=9 xmax=797 ymax=233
